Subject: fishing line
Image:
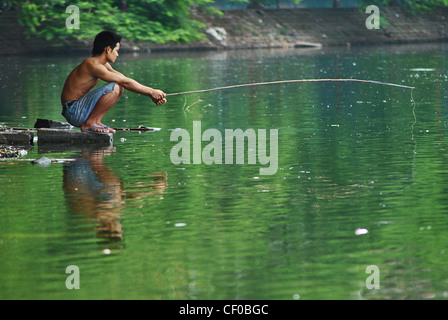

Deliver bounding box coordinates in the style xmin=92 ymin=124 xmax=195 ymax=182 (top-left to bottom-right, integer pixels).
xmin=172 ymin=79 xmax=418 ymax=176
xmin=411 ymin=88 xmax=416 ymax=140
xmin=410 ymin=87 xmax=417 ymax=180
xmin=171 ymin=78 xmax=416 ymax=127
xmin=166 ymin=78 xmax=415 ymax=96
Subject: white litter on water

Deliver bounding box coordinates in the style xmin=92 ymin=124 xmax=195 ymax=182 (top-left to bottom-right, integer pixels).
xmin=174 ymin=222 xmax=187 ymax=228
xmin=409 ymin=68 xmax=435 ymax=71
xmin=355 ymin=228 xmax=368 ymax=236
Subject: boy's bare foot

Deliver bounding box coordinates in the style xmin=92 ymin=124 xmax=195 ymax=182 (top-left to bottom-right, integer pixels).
xmin=81 ymin=126 xmax=109 ymax=133
xmin=100 ymin=125 xmax=116 ymax=133
xmin=81 ymin=122 xmax=112 ymax=133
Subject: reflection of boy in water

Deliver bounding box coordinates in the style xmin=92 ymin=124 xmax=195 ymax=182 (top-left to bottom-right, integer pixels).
xmin=63 ymin=147 xmax=124 ymax=240
xmin=63 ymin=147 xmax=167 ymax=241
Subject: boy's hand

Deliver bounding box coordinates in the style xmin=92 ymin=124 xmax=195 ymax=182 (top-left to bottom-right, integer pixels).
xmin=150 ymin=89 xmax=167 ymax=105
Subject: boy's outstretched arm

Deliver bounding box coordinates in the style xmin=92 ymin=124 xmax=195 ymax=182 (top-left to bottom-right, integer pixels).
xmin=93 ymin=62 xmax=167 ymax=105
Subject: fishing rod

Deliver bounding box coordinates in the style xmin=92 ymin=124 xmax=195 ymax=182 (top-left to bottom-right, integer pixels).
xmin=166 ymin=78 xmax=415 ymax=96
xmin=3 ymin=79 xmax=414 ymax=132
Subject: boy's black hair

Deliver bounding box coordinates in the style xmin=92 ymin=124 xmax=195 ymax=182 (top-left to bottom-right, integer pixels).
xmin=91 ymin=31 xmax=122 ymax=56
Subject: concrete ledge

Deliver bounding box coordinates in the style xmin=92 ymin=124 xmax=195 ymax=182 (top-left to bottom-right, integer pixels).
xmin=0 ymin=131 xmax=34 ymax=146
xmin=37 ymin=128 xmax=113 ymax=145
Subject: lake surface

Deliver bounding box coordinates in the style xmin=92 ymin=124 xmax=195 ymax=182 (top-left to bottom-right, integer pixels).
xmin=1 ymin=43 xmax=448 ymax=300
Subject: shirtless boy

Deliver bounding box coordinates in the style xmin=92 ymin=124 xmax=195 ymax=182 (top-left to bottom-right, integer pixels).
xmin=61 ymin=31 xmax=166 ymax=133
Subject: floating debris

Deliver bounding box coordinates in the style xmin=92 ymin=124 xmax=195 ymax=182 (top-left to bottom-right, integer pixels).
xmin=409 ymin=68 xmax=435 ymax=72
xmin=0 ymin=157 xmax=77 ymax=165
xmin=0 ymin=146 xmax=27 ymax=158
xmin=355 ymin=228 xmax=369 ymax=236
xmin=174 ymin=222 xmax=187 ymax=228
xmin=32 ymin=156 xmax=52 ymax=167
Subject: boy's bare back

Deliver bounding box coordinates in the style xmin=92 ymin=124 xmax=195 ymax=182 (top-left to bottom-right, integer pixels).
xmin=61 ymin=58 xmax=102 ymax=105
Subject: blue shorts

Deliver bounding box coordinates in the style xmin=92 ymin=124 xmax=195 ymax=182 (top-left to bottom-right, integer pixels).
xmin=62 ymin=82 xmax=117 ymax=127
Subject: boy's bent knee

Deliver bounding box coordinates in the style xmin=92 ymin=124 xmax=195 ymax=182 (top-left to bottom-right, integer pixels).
xmin=114 ymin=84 xmax=124 ymax=96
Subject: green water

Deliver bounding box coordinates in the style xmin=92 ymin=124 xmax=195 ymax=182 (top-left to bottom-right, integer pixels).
xmin=1 ymin=44 xmax=448 ymax=300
